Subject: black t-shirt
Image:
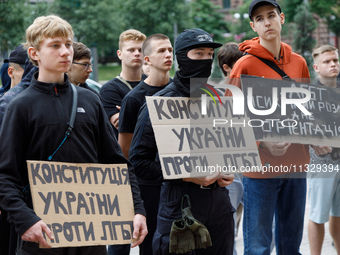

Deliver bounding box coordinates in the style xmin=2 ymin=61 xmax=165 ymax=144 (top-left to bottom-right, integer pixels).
xmin=99 ymin=75 xmax=146 ymax=137
xmin=119 ymin=79 xmax=171 ymax=134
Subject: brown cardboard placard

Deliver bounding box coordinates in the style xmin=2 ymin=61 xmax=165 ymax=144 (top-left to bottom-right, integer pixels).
xmin=146 ymin=96 xmax=261 ymax=179
xmin=27 ymin=161 xmax=135 ymax=248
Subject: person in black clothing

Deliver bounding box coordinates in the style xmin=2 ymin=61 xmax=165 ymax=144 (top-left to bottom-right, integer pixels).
xmin=0 ymin=62 xmax=11 ymax=96
xmin=6 ymin=45 xmax=27 ymax=90
xmin=118 ymin=33 xmax=173 ymax=255
xmin=129 ymin=28 xmax=235 ymax=255
xmin=118 ymin=33 xmax=173 ymax=158
xmin=67 ymin=41 xmax=97 ymax=94
xmin=0 ymin=15 xmax=147 ymax=255
xmin=0 ymin=59 xmax=36 ymax=255
xmin=101 ymin=29 xmax=147 ymax=255
xmin=100 ymin=29 xmax=146 ymax=138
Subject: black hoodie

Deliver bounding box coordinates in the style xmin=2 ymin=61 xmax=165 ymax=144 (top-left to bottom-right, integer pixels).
xmin=0 ymin=73 xmax=145 ymax=236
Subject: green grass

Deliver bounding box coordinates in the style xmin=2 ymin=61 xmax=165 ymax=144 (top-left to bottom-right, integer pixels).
xmin=98 ymin=63 xmax=176 ymax=82
xmin=98 ymin=64 xmax=121 ymax=82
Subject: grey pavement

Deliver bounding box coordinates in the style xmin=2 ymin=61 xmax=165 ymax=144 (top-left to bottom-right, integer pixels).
xmin=129 ymin=185 xmax=337 ymax=255
xmin=234 ymin=198 xmax=337 ymax=255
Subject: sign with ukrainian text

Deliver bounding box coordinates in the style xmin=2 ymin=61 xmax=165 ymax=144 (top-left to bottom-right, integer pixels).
xmin=146 ymin=96 xmax=261 ymax=179
xmin=27 ymin=161 xmax=135 ymax=248
xmin=240 ymin=76 xmax=340 ymax=147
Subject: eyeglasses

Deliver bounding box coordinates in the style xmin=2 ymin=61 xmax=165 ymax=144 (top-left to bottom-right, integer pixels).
xmin=72 ymin=61 xmax=93 ymax=70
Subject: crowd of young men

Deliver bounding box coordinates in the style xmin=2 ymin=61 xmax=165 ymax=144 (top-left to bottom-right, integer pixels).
xmin=0 ymin=0 xmax=339 ymax=254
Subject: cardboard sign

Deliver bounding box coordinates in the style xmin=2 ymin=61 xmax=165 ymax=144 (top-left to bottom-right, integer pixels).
xmin=27 ymin=161 xmax=135 ymax=248
xmin=146 ymin=97 xmax=261 ymax=179
xmin=241 ymin=76 xmax=340 ymax=147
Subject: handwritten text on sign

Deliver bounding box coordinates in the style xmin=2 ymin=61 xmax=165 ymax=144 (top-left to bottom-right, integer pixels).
xmin=27 ymin=161 xmax=135 ymax=248
xmin=241 ymin=76 xmax=340 ymax=147
xmin=146 ymin=97 xmax=261 ymax=179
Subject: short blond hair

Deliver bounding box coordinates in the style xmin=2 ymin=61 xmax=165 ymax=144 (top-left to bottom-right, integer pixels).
xmin=118 ymin=29 xmax=146 ymax=50
xmin=312 ymin=45 xmax=338 ymax=63
xmin=24 ymin=15 xmax=74 ymax=66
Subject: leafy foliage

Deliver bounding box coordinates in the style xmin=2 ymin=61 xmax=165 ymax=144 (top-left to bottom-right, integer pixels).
xmin=51 ymin=0 xmax=124 ymax=57
xmin=293 ymin=2 xmax=317 ymax=71
xmin=324 ymin=4 xmax=340 ymax=36
xmin=282 ymin=0 xmax=340 ymax=36
xmin=0 ymin=0 xmax=29 ymax=52
xmin=227 ymin=0 xmax=257 ymax=43
xmin=119 ymin=0 xmax=192 ymax=43
xmin=280 ymin=0 xmax=303 ymax=23
xmin=1 ymin=0 xmax=338 ymax=61
xmin=190 ymin=0 xmax=229 ymax=43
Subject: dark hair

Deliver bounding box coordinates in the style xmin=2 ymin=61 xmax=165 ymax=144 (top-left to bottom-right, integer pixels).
xmin=0 ymin=62 xmax=11 ymax=94
xmin=250 ymin=3 xmax=281 ymax=21
xmin=142 ymin=34 xmax=170 ymax=56
xmin=217 ymin=42 xmax=243 ymax=76
xmin=73 ymin=41 xmax=92 ymax=61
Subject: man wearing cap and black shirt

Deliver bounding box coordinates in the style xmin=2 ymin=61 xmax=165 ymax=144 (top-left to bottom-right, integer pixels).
xmin=6 ymin=45 xmax=27 ymax=89
xmin=0 ymin=62 xmax=11 ymax=96
xmin=225 ymin=0 xmax=331 ymax=254
xmin=0 ymin=44 xmax=29 ymax=255
xmin=129 ymin=28 xmax=235 ymax=254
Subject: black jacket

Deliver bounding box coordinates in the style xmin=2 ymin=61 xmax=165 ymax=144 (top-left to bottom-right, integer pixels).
xmin=129 ymin=73 xmax=189 ymax=184
xmin=0 ymin=73 xmax=145 ymax=236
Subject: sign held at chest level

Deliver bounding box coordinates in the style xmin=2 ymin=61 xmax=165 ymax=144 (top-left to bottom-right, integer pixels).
xmin=27 ymin=161 xmax=135 ymax=248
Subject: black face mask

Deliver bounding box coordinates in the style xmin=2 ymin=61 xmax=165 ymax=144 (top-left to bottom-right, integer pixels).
xmin=176 ymin=49 xmax=213 ymax=79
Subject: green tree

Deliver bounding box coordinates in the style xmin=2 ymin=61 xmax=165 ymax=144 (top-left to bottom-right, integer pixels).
xmin=280 ymin=0 xmax=303 ymax=23
xmin=228 ymin=0 xmax=257 ymax=43
xmin=281 ymin=0 xmax=337 ymax=22
xmin=0 ymin=0 xmax=30 ymax=53
xmin=51 ymin=0 xmax=124 ymax=57
xmin=29 ymin=1 xmax=51 ymax=20
xmin=324 ymin=4 xmax=340 ymax=37
xmin=282 ymin=0 xmax=340 ymax=37
xmin=309 ymin=0 xmax=340 ymax=38
xmin=119 ymin=0 xmax=192 ymax=44
xmin=292 ymin=2 xmax=317 ymax=72
xmin=310 ymin=0 xmax=339 ymax=20
xmin=190 ymin=0 xmax=229 ymax=43
xmin=189 ymin=0 xmax=230 ymax=78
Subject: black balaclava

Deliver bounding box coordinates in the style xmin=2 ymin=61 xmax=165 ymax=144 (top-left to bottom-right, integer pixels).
xmin=175 ymin=46 xmax=214 ymax=95
xmin=174 ymin=28 xmax=222 ymax=94
xmin=176 ymin=46 xmax=213 ymax=81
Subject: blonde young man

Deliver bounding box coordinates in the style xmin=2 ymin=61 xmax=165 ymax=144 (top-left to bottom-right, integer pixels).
xmin=100 ymin=29 xmax=146 ymax=138
xmin=118 ymin=34 xmax=172 ymax=255
xmin=118 ymin=34 xmax=173 ymax=158
xmin=0 ymin=15 xmax=147 ymax=255
xmin=308 ymin=45 xmax=340 ymax=255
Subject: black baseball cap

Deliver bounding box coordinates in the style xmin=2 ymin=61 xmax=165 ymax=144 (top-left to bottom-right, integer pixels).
xmin=249 ymin=0 xmax=281 ymax=20
xmin=8 ymin=45 xmax=27 ymax=69
xmin=175 ymin=28 xmax=222 ymax=54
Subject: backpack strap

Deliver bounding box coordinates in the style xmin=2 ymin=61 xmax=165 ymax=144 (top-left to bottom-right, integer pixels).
xmin=244 ymin=52 xmax=292 ymax=80
xmin=116 ymin=75 xmax=133 ymax=90
xmin=47 ymin=84 xmax=78 ymax=161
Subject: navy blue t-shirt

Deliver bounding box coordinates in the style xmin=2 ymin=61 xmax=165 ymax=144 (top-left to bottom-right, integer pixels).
xmin=100 ymin=75 xmax=146 ymax=137
xmin=119 ymin=79 xmax=171 ymax=134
